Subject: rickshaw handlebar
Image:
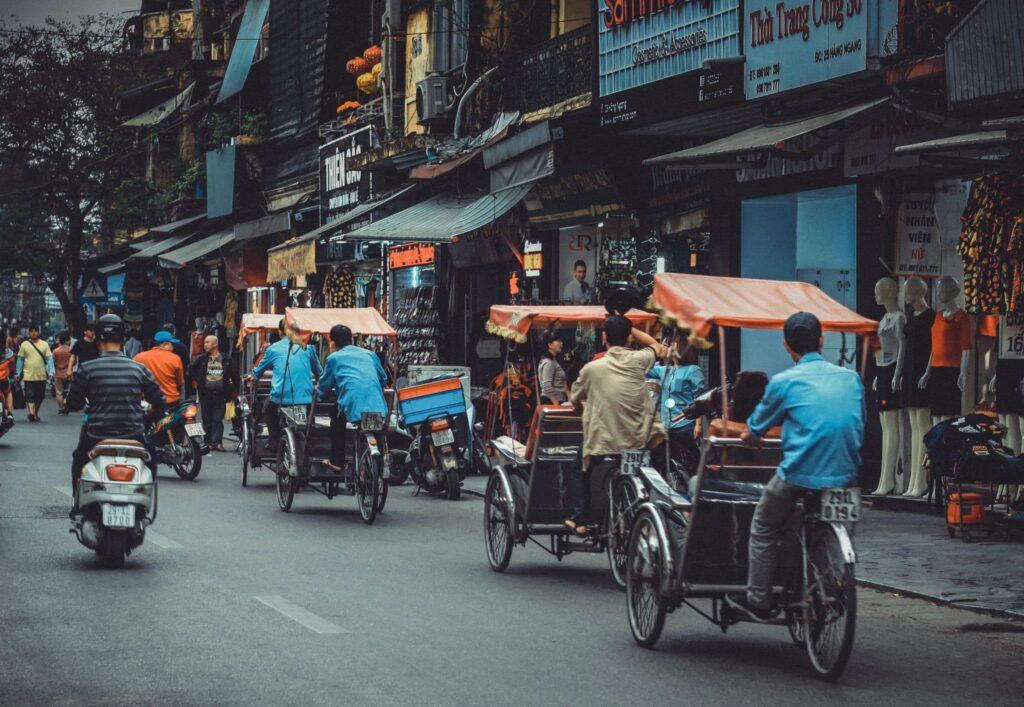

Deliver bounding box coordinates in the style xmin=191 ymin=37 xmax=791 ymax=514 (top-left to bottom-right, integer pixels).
xmin=707 ymin=436 xmax=784 ymax=448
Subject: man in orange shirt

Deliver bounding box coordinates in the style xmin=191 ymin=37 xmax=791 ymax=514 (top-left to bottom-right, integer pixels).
xmin=134 ymin=331 xmax=185 ymax=405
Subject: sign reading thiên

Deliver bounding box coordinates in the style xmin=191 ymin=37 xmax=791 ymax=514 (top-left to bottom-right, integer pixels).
xmin=895 ymin=193 xmax=940 ymax=277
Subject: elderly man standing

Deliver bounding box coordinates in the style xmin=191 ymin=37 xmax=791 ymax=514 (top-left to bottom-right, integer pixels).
xmin=189 ymin=335 xmax=237 ymax=452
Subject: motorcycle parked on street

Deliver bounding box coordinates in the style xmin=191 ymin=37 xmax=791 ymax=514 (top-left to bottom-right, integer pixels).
xmin=144 ymin=399 xmax=208 ymax=480
xmin=406 ymin=413 xmax=469 ymax=500
xmin=70 ymin=438 xmax=157 ymax=568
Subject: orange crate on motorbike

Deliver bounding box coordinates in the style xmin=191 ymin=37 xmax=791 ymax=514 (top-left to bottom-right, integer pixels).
xmin=398 ymin=377 xmax=466 ymax=425
xmin=946 ymin=492 xmax=986 ymax=526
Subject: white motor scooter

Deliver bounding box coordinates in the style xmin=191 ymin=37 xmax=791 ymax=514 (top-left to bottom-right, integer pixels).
xmin=70 ymin=438 xmax=157 ymax=568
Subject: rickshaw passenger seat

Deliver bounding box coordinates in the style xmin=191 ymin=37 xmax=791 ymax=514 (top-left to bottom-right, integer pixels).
xmin=525 ymin=404 xmax=575 ymax=461
xmin=708 ymin=418 xmax=782 ymax=439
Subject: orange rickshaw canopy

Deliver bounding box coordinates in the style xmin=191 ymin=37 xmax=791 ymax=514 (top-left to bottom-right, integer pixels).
xmin=486 ymin=305 xmax=657 ymax=343
xmin=285 ymin=307 xmax=397 ymax=341
xmin=652 ymin=273 xmax=877 ymax=336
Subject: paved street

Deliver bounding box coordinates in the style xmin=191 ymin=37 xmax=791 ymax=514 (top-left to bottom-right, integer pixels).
xmin=2 ymin=411 xmax=1023 ymax=706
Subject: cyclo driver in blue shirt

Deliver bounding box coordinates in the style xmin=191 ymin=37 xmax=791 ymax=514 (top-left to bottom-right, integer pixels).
xmin=317 ymin=324 xmax=389 ymax=473
xmin=726 ymin=312 xmax=864 ymax=622
xmin=247 ymin=318 xmax=323 ymax=452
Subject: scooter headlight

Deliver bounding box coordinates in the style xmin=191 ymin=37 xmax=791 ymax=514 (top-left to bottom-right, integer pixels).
xmin=105 ymin=464 xmax=137 ymax=482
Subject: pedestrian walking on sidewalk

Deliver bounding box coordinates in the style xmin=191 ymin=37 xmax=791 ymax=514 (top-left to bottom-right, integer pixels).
xmin=189 ymin=335 xmax=237 ymax=452
xmin=15 ymin=324 xmax=54 ymax=422
xmin=52 ymin=332 xmax=72 ymax=414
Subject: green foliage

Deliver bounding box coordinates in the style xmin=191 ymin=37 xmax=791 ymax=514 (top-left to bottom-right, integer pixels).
xmin=239 ymin=111 xmax=266 ymax=138
xmin=199 ymin=110 xmax=265 ymax=148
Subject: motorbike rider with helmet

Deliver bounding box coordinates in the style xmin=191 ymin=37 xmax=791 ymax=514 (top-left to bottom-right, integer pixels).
xmin=66 ymin=315 xmax=166 ymax=514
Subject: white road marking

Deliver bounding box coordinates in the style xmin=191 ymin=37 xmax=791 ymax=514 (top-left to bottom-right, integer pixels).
xmin=54 ymin=485 xmax=181 ymax=548
xmin=254 ymin=595 xmax=348 ymax=635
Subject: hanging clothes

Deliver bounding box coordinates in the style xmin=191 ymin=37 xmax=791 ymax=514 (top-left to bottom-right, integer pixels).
xmin=323 ymin=266 xmax=356 ymax=308
xmin=959 ymin=175 xmax=1024 ymax=314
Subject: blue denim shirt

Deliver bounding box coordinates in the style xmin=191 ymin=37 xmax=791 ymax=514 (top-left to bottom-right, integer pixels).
xmin=317 ymin=346 xmax=388 ymax=421
xmin=747 ymin=352 xmax=864 ymax=490
xmin=251 ymin=338 xmax=323 ymax=405
xmin=646 ymin=364 xmax=705 ymax=431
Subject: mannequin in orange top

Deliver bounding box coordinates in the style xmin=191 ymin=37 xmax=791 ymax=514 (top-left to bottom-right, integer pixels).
xmin=917 ymin=276 xmax=972 ymax=494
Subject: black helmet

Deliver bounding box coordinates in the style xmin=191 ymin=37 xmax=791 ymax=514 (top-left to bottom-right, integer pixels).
xmin=96 ymin=314 xmax=125 ymax=342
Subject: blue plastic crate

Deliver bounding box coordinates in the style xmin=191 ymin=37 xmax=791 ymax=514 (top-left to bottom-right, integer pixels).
xmin=398 ymin=381 xmax=466 ymax=426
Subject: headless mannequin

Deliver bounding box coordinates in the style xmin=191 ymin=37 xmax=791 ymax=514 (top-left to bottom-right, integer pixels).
xmin=903 ymin=277 xmax=935 ymax=498
xmin=988 ymin=315 xmax=1024 ymax=502
xmin=872 ymin=278 xmax=905 ymax=496
xmin=917 ymin=272 xmax=970 ymax=432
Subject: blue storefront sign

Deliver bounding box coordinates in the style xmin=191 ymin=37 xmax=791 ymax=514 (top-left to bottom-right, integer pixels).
xmin=596 ymin=0 xmax=743 ymax=130
xmin=744 ymin=0 xmax=898 ymax=99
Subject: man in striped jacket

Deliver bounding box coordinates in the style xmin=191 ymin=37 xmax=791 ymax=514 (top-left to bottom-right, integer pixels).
xmin=66 ymin=315 xmax=166 ymax=500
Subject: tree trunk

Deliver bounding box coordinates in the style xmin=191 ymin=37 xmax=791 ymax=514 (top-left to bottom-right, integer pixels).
xmin=58 ymin=215 xmax=88 ymax=336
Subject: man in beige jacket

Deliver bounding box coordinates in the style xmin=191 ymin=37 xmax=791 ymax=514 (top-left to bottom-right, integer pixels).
xmin=566 ymin=315 xmax=668 ymax=533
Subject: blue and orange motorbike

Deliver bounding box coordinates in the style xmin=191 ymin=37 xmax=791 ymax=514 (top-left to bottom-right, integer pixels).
xmin=143 ymin=399 xmax=209 ymax=480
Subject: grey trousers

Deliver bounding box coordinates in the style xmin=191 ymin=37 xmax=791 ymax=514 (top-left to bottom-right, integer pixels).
xmin=748 ymin=474 xmax=803 ymax=608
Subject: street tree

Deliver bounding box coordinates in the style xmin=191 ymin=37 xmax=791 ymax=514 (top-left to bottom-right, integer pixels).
xmin=0 ymin=16 xmax=152 ymax=334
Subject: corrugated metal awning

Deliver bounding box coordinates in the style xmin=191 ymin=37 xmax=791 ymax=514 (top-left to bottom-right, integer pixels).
xmin=216 ymin=0 xmax=271 ymax=103
xmin=342 ymin=181 xmax=537 ymax=243
xmin=150 ymin=214 xmax=205 ymax=235
xmin=158 ymin=228 xmax=235 ymax=269
xmin=946 ymin=0 xmax=1024 ymax=107
xmin=234 ymin=212 xmax=291 ymax=241
xmin=121 ymin=83 xmax=195 ymax=127
xmin=894 ymin=129 xmax=1020 ymax=155
xmin=643 ymin=98 xmax=889 ymax=168
xmin=124 ymin=232 xmax=194 ymax=261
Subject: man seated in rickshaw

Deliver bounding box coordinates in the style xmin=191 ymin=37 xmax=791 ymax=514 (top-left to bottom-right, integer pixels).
xmin=565 ymin=315 xmax=669 ymax=535
xmin=247 ymin=318 xmax=323 ymax=451
xmin=729 ymin=312 xmax=864 ymax=621
xmin=317 ymin=324 xmax=389 ymax=472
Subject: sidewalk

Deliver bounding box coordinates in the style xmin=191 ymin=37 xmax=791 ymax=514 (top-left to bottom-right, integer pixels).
xmin=463 ymin=473 xmax=1024 ymax=618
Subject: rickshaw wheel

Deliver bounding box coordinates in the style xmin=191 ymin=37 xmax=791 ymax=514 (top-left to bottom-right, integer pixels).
xmin=240 ymin=418 xmax=251 ymax=487
xmin=804 ymin=526 xmax=856 ymax=681
xmin=355 ymin=443 xmax=381 ymax=525
xmin=484 ymin=473 xmax=513 ymax=572
xmin=376 ymin=473 xmax=389 ymax=513
xmin=276 ymin=432 xmax=297 ymax=512
xmin=608 ymin=477 xmax=639 ymax=590
xmin=786 ymin=608 xmax=805 ymax=646
xmin=626 ymin=511 xmax=667 ymax=648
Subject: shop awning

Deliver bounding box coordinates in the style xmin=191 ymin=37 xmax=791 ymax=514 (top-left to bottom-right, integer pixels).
xmin=894 ymin=129 xmax=1021 ymax=155
xmin=121 ymin=232 xmax=194 ymax=263
xmin=342 ymin=181 xmax=537 ymax=243
xmin=216 ymin=0 xmax=270 ymax=103
xmin=150 ymin=214 xmax=205 ymax=235
xmin=409 ymin=112 xmax=519 ymax=180
xmin=487 ymin=305 xmax=657 ymax=343
xmin=121 ymin=82 xmax=195 ymax=127
xmin=158 ymin=228 xmax=235 ymax=269
xmin=97 ymin=238 xmax=156 ymax=274
xmin=234 ymin=212 xmax=291 ymax=242
xmin=285 ymin=307 xmax=397 ymax=340
xmin=643 ymin=98 xmax=890 ymax=169
xmin=651 ymin=273 xmax=877 ymax=337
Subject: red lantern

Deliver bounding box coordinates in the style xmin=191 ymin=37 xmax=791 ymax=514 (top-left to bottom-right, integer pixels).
xmin=346 ymin=57 xmax=370 ymax=76
xmin=363 ymin=45 xmax=382 ymax=65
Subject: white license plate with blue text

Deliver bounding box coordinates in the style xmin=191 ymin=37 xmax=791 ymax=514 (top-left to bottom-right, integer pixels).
xmin=101 ymin=503 xmax=136 ymax=528
xmin=821 ymin=488 xmax=861 ymax=523
xmin=361 ymin=412 xmax=384 ymax=431
xmin=432 ymin=428 xmax=455 ymax=446
xmin=621 ymin=449 xmax=648 ymax=475
xmin=185 ymin=423 xmax=205 ymax=438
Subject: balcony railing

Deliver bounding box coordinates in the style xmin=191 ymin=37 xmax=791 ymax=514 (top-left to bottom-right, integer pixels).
xmin=501 ymin=25 xmax=592 ymax=114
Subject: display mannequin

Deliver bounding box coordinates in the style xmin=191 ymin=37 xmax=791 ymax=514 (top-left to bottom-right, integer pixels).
xmin=904 ymin=277 xmax=936 ymax=498
xmin=918 ymin=278 xmax=972 ymax=487
xmin=872 ymin=278 xmax=906 ymax=495
xmin=988 ymin=314 xmax=1024 ymax=501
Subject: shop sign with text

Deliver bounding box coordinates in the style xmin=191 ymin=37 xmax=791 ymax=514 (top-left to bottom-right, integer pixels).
xmin=388 ymin=243 xmax=435 ymax=270
xmin=596 ymin=0 xmax=743 ymax=130
xmin=745 ymin=0 xmax=897 ymax=99
xmin=319 ymin=127 xmax=378 ymax=225
xmin=895 ymin=192 xmax=940 ymax=277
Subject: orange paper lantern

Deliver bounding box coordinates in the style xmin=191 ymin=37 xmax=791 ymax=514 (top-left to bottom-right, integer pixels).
xmin=346 ymin=56 xmax=370 ymax=76
xmin=363 ymin=45 xmax=382 ymax=65
xmin=356 ymin=72 xmax=378 ymax=94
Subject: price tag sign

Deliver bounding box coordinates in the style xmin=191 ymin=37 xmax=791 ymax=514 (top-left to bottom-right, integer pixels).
xmin=1000 ymin=314 xmax=1024 ymax=360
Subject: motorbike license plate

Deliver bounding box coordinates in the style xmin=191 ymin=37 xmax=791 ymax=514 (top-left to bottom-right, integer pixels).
xmin=282 ymin=406 xmax=307 ymax=425
xmin=432 ymin=428 xmax=455 ymax=446
xmin=621 ymin=449 xmax=648 ymax=475
xmin=361 ymin=412 xmax=384 ymax=431
xmin=821 ymin=487 xmax=861 ymax=523
xmin=185 ymin=423 xmax=205 ymax=438
xmin=101 ymin=503 xmax=136 ymax=528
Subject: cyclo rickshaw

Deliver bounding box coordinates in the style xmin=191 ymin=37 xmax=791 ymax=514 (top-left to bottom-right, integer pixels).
xmin=482 ymin=304 xmax=679 ymax=587
xmin=236 ymin=312 xmax=285 ymax=487
xmin=621 ymin=273 xmax=876 ymax=682
xmin=270 ymin=307 xmax=399 ymax=525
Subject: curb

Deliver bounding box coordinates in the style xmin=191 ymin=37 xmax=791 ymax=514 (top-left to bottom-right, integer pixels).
xmin=857 ymin=578 xmax=1024 ymax=621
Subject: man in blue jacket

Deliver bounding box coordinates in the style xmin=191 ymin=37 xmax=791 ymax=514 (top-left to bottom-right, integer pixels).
xmin=317 ymin=324 xmax=388 ymax=471
xmin=249 ymin=319 xmax=322 ymax=451
xmin=728 ymin=312 xmax=864 ymax=621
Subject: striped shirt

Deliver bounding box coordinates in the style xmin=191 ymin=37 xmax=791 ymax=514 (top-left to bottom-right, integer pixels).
xmin=67 ymin=351 xmax=167 ymax=438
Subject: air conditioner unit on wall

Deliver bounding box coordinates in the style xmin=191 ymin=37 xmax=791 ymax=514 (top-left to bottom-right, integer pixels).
xmin=416 ymin=75 xmax=449 ymax=124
